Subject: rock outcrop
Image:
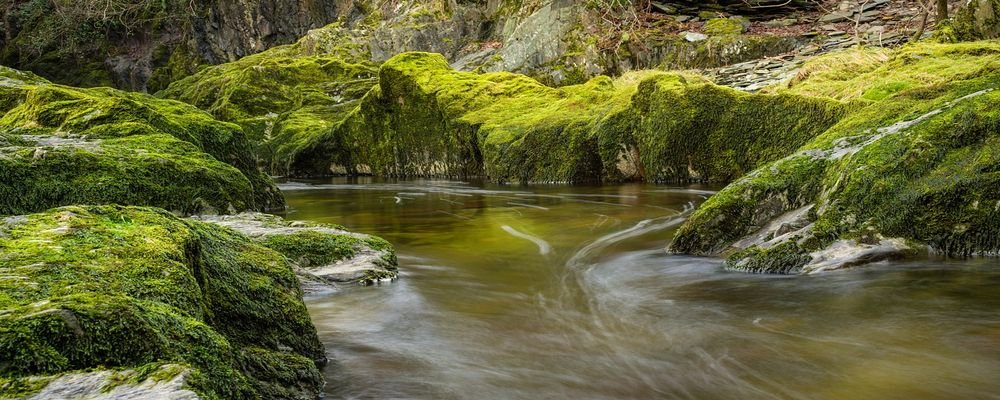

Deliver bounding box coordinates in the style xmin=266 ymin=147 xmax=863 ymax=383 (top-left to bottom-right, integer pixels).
xmin=671 ymin=41 xmax=1000 ymax=273
xmin=0 ymin=205 xmax=326 ymax=399
xmin=0 ymin=0 xmax=362 ymax=91
xmin=289 ymin=51 xmax=844 ymax=184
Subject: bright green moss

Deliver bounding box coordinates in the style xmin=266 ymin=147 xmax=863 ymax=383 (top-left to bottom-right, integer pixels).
xmin=0 ymin=205 xmax=324 ymax=398
xmin=630 ymin=73 xmax=846 ymax=183
xmin=703 ymin=17 xmax=746 ymax=36
xmin=782 ymin=42 xmax=1000 ymax=101
xmin=295 ymin=52 xmax=846 ymax=185
xmin=0 ymin=66 xmax=283 ymax=213
xmin=157 ymin=24 xmax=379 ymax=176
xmin=262 ymin=231 xmax=393 ymax=268
xmin=0 ymin=135 xmax=256 ymax=215
xmin=672 ymin=41 xmax=1000 ymax=270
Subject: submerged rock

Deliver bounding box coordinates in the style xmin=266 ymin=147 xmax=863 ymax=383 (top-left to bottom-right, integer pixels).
xmin=672 ymin=42 xmax=1000 ymax=273
xmin=0 ymin=66 xmax=283 ymax=214
xmin=195 ymin=213 xmax=399 ymax=292
xmin=0 ymin=205 xmax=325 ymax=398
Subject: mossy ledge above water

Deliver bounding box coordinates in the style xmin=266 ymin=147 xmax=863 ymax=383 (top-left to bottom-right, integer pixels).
xmin=0 ymin=67 xmax=283 ymax=215
xmin=670 ymin=41 xmax=1000 ymax=273
xmin=292 ymin=51 xmax=845 ymax=183
xmin=0 ymin=205 xmax=325 ymax=399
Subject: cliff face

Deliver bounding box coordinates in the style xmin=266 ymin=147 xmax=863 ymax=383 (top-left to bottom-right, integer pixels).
xmin=0 ymin=0 xmax=360 ymax=91
xmin=3 ymin=0 xmax=823 ymax=92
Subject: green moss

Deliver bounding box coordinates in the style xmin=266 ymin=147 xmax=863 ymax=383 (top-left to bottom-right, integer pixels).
xmin=726 ymin=242 xmax=813 ymax=273
xmin=629 ymin=73 xmax=846 ymax=183
xmin=703 ymin=17 xmax=747 ymax=36
xmin=157 ymin=23 xmax=378 ymax=176
xmin=295 ymin=52 xmax=844 ymax=185
xmin=951 ymin=0 xmax=1000 ymax=41
xmin=0 ymin=65 xmax=283 ymax=213
xmin=0 ymin=205 xmax=323 ymax=398
xmin=782 ymin=42 xmax=1000 ymax=101
xmin=672 ymin=41 xmax=1000 ymax=268
xmin=262 ymin=231 xmax=368 ymax=268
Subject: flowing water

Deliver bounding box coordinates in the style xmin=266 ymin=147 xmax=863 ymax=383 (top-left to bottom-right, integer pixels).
xmin=281 ymin=178 xmax=1000 ymax=400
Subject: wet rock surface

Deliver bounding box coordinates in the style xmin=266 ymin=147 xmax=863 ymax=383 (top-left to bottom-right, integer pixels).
xmin=195 ymin=213 xmax=399 ymax=293
xmin=25 ymin=365 xmax=198 ymax=400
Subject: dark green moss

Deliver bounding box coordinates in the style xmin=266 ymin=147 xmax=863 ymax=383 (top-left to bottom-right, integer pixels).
xmin=726 ymin=242 xmax=812 ymax=274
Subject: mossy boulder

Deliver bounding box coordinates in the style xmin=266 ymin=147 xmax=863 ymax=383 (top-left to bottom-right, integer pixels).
xmin=294 ymin=51 xmax=845 ymax=185
xmin=624 ymin=73 xmax=846 ymax=182
xmin=0 ymin=205 xmax=325 ymax=399
xmin=195 ymin=213 xmax=399 ymax=289
xmin=0 ymin=66 xmax=282 ymax=215
xmin=157 ymin=25 xmax=379 ymax=176
xmin=671 ymin=41 xmax=1000 ymax=273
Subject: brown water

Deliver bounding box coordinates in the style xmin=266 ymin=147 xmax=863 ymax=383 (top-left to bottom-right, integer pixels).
xmin=281 ymin=178 xmax=1000 ymax=400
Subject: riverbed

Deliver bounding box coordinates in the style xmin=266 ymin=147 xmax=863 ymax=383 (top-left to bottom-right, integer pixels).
xmin=281 ymin=179 xmax=1000 ymax=400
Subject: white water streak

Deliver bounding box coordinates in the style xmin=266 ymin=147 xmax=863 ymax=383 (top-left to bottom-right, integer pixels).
xmin=507 ymin=202 xmax=550 ymax=211
xmin=501 ymin=225 xmax=552 ymax=255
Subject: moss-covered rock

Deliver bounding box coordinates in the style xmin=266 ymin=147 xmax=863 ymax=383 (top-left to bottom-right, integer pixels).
xmin=0 ymin=66 xmax=282 ymax=214
xmin=294 ymin=51 xmax=845 ymax=185
xmin=157 ymin=25 xmax=379 ymax=176
xmin=195 ymin=213 xmax=399 ymax=288
xmin=625 ymin=73 xmax=845 ymax=182
xmin=704 ymin=17 xmax=749 ymax=36
xmin=671 ymin=41 xmax=1000 ymax=273
xmin=0 ymin=205 xmax=324 ymax=399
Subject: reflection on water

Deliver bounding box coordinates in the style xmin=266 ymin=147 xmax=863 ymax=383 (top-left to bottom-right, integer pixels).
xmin=282 ymin=178 xmax=1000 ymax=400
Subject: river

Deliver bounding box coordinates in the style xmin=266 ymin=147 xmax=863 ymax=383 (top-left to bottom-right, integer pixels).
xmin=280 ymin=178 xmax=1000 ymax=400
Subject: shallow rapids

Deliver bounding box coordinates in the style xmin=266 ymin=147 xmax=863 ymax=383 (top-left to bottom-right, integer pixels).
xmin=282 ymin=179 xmax=1000 ymax=400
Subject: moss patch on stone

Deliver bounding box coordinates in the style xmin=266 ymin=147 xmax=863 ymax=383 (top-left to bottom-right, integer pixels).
xmin=0 ymin=205 xmax=324 ymax=399
xmin=0 ymin=66 xmax=282 ymax=214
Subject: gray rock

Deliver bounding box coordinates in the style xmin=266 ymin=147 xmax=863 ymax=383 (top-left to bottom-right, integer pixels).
xmin=820 ymin=11 xmax=854 ymax=23
xmin=802 ymin=238 xmax=911 ymax=274
xmin=683 ymin=31 xmax=709 ymax=42
xmin=195 ymin=213 xmax=398 ymax=293
xmin=491 ymin=0 xmax=579 ymax=73
xmin=27 ymin=365 xmax=198 ymax=400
